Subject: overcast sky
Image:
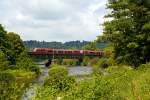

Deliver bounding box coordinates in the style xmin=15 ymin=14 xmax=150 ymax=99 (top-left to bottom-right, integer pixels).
xmin=0 ymin=0 xmax=108 ymax=42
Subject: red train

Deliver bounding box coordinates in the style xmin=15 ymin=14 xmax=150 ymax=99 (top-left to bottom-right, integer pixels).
xmin=32 ymin=48 xmax=104 ymax=56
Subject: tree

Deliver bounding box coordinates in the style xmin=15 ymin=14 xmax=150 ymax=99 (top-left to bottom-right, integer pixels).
xmin=103 ymin=0 xmax=150 ymax=67
xmin=7 ymin=32 xmax=25 ymax=64
xmin=0 ymin=24 xmax=8 ymax=53
xmin=0 ymin=50 xmax=9 ymax=70
xmin=82 ymin=42 xmax=97 ymax=50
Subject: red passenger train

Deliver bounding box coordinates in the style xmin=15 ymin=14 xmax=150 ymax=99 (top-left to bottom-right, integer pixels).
xmin=32 ymin=48 xmax=104 ymax=56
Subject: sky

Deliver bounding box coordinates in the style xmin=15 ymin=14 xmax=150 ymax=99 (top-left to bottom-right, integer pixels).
xmin=0 ymin=0 xmax=108 ymax=42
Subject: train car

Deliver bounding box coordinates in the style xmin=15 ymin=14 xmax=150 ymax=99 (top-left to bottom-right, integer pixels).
xmin=33 ymin=48 xmax=46 ymax=52
xmin=82 ymin=50 xmax=89 ymax=55
xmin=32 ymin=48 xmax=104 ymax=56
xmin=88 ymin=51 xmax=95 ymax=55
xmin=54 ymin=49 xmax=65 ymax=54
xmin=64 ymin=50 xmax=72 ymax=55
xmin=72 ymin=50 xmax=81 ymax=55
xmin=47 ymin=48 xmax=53 ymax=53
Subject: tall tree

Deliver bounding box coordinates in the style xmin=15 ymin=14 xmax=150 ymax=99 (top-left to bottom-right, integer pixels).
xmin=103 ymin=0 xmax=150 ymax=67
xmin=7 ymin=32 xmax=25 ymax=64
xmin=0 ymin=24 xmax=7 ymax=52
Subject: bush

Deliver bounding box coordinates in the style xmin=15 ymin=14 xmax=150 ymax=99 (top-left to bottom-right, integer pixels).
xmin=97 ymin=57 xmax=115 ymax=69
xmin=0 ymin=72 xmax=16 ymax=99
xmin=62 ymin=59 xmax=78 ymax=66
xmin=89 ymin=57 xmax=99 ymax=66
xmin=44 ymin=66 xmax=75 ymax=92
xmin=33 ymin=86 xmax=59 ymax=100
xmin=16 ymin=58 xmax=40 ymax=75
xmin=65 ymin=64 xmax=150 ymax=100
xmin=64 ymin=66 xmax=135 ymax=100
xmin=82 ymin=57 xmax=90 ymax=66
xmin=34 ymin=62 xmax=150 ymax=100
xmin=48 ymin=66 xmax=68 ymax=77
xmin=98 ymin=57 xmax=109 ymax=68
xmin=16 ymin=52 xmax=40 ymax=75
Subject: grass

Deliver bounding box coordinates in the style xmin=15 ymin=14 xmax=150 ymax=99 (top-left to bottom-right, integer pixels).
xmin=2 ymin=69 xmax=36 ymax=77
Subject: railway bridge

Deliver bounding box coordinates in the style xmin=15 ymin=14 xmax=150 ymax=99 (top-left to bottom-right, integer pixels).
xmin=28 ymin=48 xmax=104 ymax=67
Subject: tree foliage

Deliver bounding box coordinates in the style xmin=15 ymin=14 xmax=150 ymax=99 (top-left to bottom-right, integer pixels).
xmin=16 ymin=51 xmax=40 ymax=75
xmin=24 ymin=40 xmax=107 ymax=50
xmin=103 ymin=0 xmax=150 ymax=67
xmin=82 ymin=42 xmax=97 ymax=50
xmin=0 ymin=72 xmax=16 ymax=99
xmin=44 ymin=66 xmax=75 ymax=92
xmin=0 ymin=51 xmax=9 ymax=70
xmin=0 ymin=24 xmax=7 ymax=52
xmin=24 ymin=40 xmax=90 ymax=50
xmin=7 ymin=32 xmax=25 ymax=64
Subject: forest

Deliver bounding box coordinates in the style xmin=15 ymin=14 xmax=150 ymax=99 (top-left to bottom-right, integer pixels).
xmin=24 ymin=40 xmax=108 ymax=50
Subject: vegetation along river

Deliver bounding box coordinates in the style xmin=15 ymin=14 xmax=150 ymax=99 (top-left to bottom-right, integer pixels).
xmin=22 ymin=65 xmax=93 ymax=100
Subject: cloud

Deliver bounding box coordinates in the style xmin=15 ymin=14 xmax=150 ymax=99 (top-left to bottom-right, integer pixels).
xmin=0 ymin=0 xmax=107 ymax=42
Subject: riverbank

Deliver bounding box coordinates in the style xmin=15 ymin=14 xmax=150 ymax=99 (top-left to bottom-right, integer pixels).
xmin=32 ymin=63 xmax=150 ymax=100
xmin=22 ymin=67 xmax=49 ymax=100
xmin=0 ymin=69 xmax=37 ymax=99
xmin=22 ymin=65 xmax=93 ymax=100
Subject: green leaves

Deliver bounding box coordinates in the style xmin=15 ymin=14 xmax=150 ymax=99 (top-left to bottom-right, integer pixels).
xmin=127 ymin=42 xmax=139 ymax=48
xmin=16 ymin=52 xmax=40 ymax=75
xmin=0 ymin=72 xmax=16 ymax=99
xmin=103 ymin=0 xmax=150 ymax=66
xmin=7 ymin=32 xmax=25 ymax=64
xmin=44 ymin=66 xmax=75 ymax=93
xmin=142 ymin=22 xmax=150 ymax=31
xmin=0 ymin=50 xmax=9 ymax=70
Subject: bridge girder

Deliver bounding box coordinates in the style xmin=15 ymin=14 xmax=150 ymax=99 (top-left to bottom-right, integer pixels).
xmin=28 ymin=53 xmax=102 ymax=60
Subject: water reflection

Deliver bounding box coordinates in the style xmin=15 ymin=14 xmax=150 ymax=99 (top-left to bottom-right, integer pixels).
xmin=68 ymin=66 xmax=93 ymax=76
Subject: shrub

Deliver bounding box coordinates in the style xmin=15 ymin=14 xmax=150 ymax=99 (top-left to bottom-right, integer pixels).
xmin=48 ymin=66 xmax=68 ymax=77
xmin=44 ymin=66 xmax=75 ymax=92
xmin=33 ymin=86 xmax=59 ymax=100
xmin=97 ymin=57 xmax=109 ymax=68
xmin=16 ymin=52 xmax=40 ymax=75
xmin=16 ymin=58 xmax=40 ymax=75
xmin=0 ymin=72 xmax=16 ymax=99
xmin=64 ymin=66 xmax=135 ymax=100
xmin=34 ymin=63 xmax=150 ymax=100
xmin=89 ymin=57 xmax=99 ymax=66
xmin=62 ymin=59 xmax=78 ymax=66
xmin=97 ymin=57 xmax=115 ymax=69
xmin=82 ymin=56 xmax=90 ymax=66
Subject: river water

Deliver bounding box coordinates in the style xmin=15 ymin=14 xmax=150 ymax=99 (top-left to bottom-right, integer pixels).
xmin=22 ymin=65 xmax=93 ymax=100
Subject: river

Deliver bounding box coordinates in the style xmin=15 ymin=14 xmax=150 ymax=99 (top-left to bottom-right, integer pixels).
xmin=22 ymin=65 xmax=93 ymax=100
